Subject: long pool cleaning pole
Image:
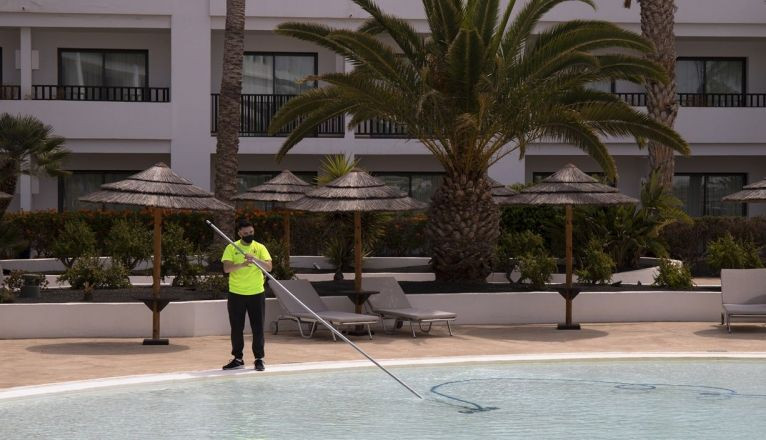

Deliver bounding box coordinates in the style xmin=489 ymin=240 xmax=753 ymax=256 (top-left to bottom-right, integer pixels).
xmin=205 ymin=220 xmax=423 ymax=399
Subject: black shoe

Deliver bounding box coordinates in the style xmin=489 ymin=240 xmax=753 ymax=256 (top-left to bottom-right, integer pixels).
xmin=223 ymin=358 xmax=244 ymax=370
xmin=255 ymin=359 xmax=265 ymax=371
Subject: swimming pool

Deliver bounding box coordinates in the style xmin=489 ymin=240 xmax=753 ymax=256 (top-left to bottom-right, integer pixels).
xmin=2 ymin=357 xmax=766 ymax=439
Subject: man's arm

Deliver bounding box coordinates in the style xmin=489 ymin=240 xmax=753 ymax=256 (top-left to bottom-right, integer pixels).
xmin=223 ymin=254 xmax=272 ymax=273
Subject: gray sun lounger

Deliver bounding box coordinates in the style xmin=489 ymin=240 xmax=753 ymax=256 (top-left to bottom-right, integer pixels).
xmin=720 ymin=269 xmax=766 ymax=333
xmin=268 ymin=279 xmax=380 ymax=340
xmin=362 ymin=277 xmax=456 ymax=337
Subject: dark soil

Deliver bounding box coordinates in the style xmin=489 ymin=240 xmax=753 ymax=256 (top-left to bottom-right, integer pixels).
xmin=8 ymin=280 xmax=717 ymax=304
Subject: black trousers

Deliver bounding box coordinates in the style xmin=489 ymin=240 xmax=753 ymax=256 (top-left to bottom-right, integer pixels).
xmin=227 ymin=292 xmax=265 ymax=360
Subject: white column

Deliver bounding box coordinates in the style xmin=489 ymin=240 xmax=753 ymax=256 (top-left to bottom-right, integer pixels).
xmin=342 ymin=56 xmax=356 ymax=161
xmin=489 ymin=153 xmax=526 ymax=185
xmin=170 ymin=0 xmax=212 ymax=189
xmin=19 ymin=27 xmax=32 ymax=99
xmin=18 ymin=175 xmax=32 ymax=211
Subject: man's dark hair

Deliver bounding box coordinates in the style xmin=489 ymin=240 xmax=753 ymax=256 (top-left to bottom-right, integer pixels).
xmin=236 ymin=219 xmax=254 ymax=230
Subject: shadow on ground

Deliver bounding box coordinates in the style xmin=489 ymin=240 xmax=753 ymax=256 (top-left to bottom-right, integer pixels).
xmin=694 ymin=324 xmax=766 ymax=341
xmin=26 ymin=341 xmax=190 ymax=355
xmin=457 ymin=325 xmax=609 ymax=342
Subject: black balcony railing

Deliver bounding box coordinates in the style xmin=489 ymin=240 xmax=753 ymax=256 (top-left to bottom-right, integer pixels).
xmin=0 ymin=85 xmax=21 ymax=100
xmin=210 ymin=94 xmax=345 ymax=137
xmin=355 ymin=118 xmax=410 ymax=138
xmin=616 ymin=92 xmax=766 ymax=108
xmin=32 ymin=85 xmax=170 ymax=102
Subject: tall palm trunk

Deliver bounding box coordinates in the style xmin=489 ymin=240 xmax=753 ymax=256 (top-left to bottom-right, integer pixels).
xmin=0 ymin=159 xmax=18 ymax=213
xmin=426 ymin=172 xmax=499 ymax=282
xmin=637 ymin=0 xmax=679 ymax=190
xmin=214 ymin=0 xmax=246 ymax=238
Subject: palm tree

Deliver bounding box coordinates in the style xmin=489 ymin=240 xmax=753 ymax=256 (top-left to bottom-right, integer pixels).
xmin=624 ymin=0 xmax=679 ymax=190
xmin=269 ymin=0 xmax=689 ymax=282
xmin=214 ymin=0 xmax=246 ymax=237
xmin=0 ymin=113 xmax=69 ymax=215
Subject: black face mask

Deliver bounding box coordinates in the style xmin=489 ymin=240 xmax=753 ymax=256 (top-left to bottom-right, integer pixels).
xmin=241 ymin=234 xmax=255 ymax=244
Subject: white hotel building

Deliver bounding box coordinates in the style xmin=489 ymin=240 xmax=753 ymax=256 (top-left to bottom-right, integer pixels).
xmin=1 ymin=0 xmax=765 ymax=216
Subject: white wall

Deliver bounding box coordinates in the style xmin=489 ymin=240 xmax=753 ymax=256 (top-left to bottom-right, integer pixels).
xmin=0 ymin=290 xmax=723 ymax=339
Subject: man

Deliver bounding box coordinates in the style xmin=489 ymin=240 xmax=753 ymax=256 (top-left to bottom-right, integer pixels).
xmin=221 ymin=219 xmax=272 ymax=371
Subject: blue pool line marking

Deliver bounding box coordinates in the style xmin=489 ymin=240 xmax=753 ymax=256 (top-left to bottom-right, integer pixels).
xmin=428 ymin=377 xmax=766 ymax=414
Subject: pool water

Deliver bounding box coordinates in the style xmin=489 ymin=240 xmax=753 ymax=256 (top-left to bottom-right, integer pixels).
xmin=2 ymin=359 xmax=766 ymax=439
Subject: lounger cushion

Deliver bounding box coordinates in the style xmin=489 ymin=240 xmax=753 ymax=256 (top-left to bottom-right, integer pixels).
xmin=373 ymin=307 xmax=456 ymax=321
xmin=723 ymin=304 xmax=766 ymax=315
xmin=293 ymin=311 xmax=379 ymax=324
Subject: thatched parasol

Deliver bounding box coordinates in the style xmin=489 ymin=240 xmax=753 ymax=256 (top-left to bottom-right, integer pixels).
xmin=490 ymin=178 xmax=518 ymax=205
xmin=503 ymin=163 xmax=638 ymax=329
xmin=285 ymin=169 xmax=427 ymax=313
xmin=722 ymin=178 xmax=766 ymax=204
xmin=232 ymin=170 xmax=312 ymax=254
xmin=0 ymin=191 xmax=12 ymax=200
xmin=80 ymin=162 xmax=233 ymax=344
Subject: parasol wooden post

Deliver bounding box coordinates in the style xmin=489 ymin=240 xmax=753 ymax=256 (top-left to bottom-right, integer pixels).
xmin=565 ymin=204 xmax=573 ymax=289
xmin=354 ymin=211 xmax=362 ymax=299
xmin=283 ymin=211 xmax=291 ymax=255
xmin=143 ymin=208 xmax=169 ymax=345
xmin=556 ymin=204 xmax=581 ymax=330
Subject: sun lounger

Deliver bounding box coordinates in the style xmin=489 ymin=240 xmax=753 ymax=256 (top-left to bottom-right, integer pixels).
xmin=268 ymin=279 xmax=379 ymax=340
xmin=720 ymin=269 xmax=766 ymax=333
xmin=361 ymin=277 xmax=456 ymax=337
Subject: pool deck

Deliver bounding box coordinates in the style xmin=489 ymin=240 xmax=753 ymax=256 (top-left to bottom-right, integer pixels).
xmin=2 ymin=321 xmax=765 ymax=390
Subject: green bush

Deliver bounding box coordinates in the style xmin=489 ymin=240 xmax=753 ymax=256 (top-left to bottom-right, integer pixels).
xmin=653 ymin=257 xmax=694 ymax=289
xmin=706 ymin=232 xmax=763 ymax=275
xmin=264 ymin=238 xmax=295 ymax=280
xmin=51 ymin=219 xmax=97 ymax=268
xmin=58 ymin=254 xmax=131 ymax=292
xmin=161 ymin=222 xmax=204 ymax=287
xmin=517 ymin=251 xmax=556 ymax=290
xmin=197 ymin=273 xmax=228 ymax=299
xmin=575 ymin=239 xmax=615 ymax=285
xmin=104 ymin=218 xmax=152 ymax=271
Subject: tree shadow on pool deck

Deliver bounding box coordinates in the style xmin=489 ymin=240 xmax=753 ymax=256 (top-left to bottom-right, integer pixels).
xmin=694 ymin=324 xmax=766 ymax=341
xmin=457 ymin=325 xmax=609 ymax=342
xmin=26 ymin=341 xmax=190 ymax=355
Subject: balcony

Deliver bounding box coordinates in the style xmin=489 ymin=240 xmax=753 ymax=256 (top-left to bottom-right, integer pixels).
xmin=616 ymin=93 xmax=766 ymax=108
xmin=30 ymin=85 xmax=170 ymax=102
xmin=210 ymin=94 xmax=345 ymax=137
xmin=355 ymin=117 xmax=409 ymax=139
xmin=0 ymin=85 xmax=21 ymax=100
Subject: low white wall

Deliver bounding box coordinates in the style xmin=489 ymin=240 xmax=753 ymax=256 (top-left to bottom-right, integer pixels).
xmin=0 ymin=291 xmax=722 ymax=339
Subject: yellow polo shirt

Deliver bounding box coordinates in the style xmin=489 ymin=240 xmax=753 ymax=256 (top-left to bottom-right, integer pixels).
xmin=221 ymin=240 xmax=271 ymax=295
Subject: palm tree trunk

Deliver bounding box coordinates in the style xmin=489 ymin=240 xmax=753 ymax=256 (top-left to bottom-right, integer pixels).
xmin=426 ymin=172 xmax=499 ymax=282
xmin=639 ymin=0 xmax=679 ymax=190
xmin=214 ymin=0 xmax=246 ymax=238
xmin=0 ymin=159 xmax=19 ymax=214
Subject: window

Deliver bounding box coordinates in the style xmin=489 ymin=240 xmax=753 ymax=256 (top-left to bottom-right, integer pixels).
xmin=673 ymin=174 xmax=746 ymax=217
xmin=677 ymin=58 xmax=745 ymax=94
xmin=59 ymin=49 xmax=148 ymax=100
xmin=59 ymin=171 xmax=137 ymax=211
xmin=237 ymin=171 xmax=317 ymax=210
xmin=373 ymin=173 xmax=443 ymax=203
xmin=242 ymin=53 xmax=316 ymax=94
xmin=60 ymin=49 xmax=148 ymax=87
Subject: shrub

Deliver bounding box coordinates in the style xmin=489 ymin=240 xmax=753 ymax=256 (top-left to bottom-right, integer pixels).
xmin=516 ymin=251 xmax=556 ymax=290
xmin=0 ymin=270 xmax=26 ymax=303
xmin=575 ymin=239 xmax=615 ymax=285
xmin=706 ymin=232 xmax=763 ymax=275
xmin=653 ymin=257 xmax=694 ymax=289
xmin=197 ymin=273 xmax=228 ymax=299
xmin=51 ymin=219 xmax=97 ymax=268
xmin=161 ymin=222 xmax=204 ymax=287
xmin=104 ymin=218 xmax=152 ymax=271
xmin=58 ymin=254 xmax=131 ymax=293
xmin=264 ymin=238 xmax=295 ymax=280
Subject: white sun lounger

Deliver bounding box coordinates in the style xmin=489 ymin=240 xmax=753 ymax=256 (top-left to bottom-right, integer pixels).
xmin=268 ymin=279 xmax=380 ymax=340
xmin=362 ymin=277 xmax=456 ymax=337
xmin=720 ymin=269 xmax=766 ymax=333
